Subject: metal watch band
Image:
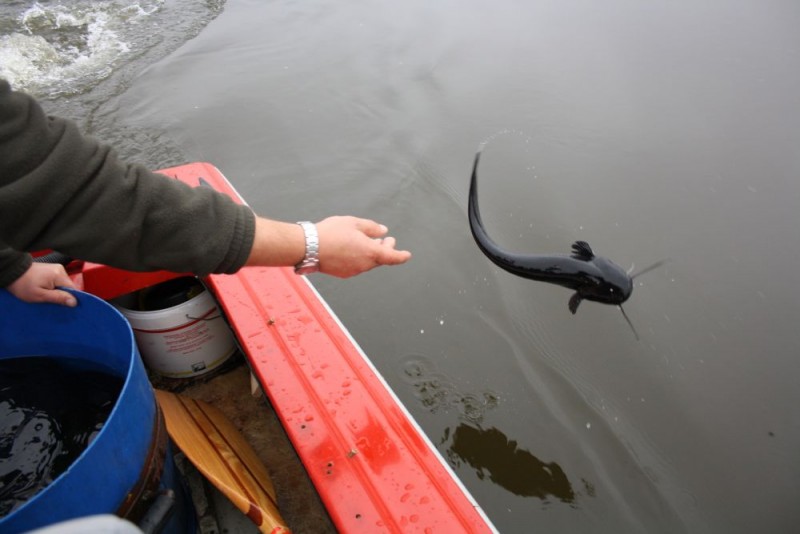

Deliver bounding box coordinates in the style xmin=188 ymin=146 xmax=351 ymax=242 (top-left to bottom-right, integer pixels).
xmin=295 ymin=221 xmax=320 ymax=274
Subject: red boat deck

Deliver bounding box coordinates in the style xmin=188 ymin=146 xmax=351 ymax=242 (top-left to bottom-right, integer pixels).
xmin=80 ymin=163 xmax=496 ymax=533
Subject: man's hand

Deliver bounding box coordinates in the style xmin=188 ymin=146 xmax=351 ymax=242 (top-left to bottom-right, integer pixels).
xmin=7 ymin=262 xmax=78 ymax=307
xmin=316 ymin=216 xmax=412 ymax=278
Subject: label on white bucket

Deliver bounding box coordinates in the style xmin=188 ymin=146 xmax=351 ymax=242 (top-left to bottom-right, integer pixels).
xmin=115 ymin=288 xmax=236 ymax=378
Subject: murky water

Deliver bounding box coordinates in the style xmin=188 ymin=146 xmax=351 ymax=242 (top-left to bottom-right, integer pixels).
xmin=3 ymin=1 xmax=800 ymax=531
xmin=0 ymin=356 xmax=123 ymax=517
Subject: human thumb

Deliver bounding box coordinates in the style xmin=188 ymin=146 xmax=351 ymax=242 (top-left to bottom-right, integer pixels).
xmin=48 ymin=288 xmax=78 ymax=308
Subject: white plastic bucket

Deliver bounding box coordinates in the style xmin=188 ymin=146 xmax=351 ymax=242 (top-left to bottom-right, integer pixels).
xmin=114 ymin=279 xmax=236 ymax=378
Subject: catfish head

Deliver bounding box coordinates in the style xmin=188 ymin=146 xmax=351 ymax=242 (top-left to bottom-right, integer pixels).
xmin=567 ymin=241 xmax=665 ymax=340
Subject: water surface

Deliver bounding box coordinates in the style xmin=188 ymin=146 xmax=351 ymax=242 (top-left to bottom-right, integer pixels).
xmin=3 ymin=1 xmax=799 ymax=532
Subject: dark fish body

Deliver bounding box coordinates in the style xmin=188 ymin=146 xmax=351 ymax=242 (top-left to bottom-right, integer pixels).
xmin=468 ymin=151 xmax=633 ymax=314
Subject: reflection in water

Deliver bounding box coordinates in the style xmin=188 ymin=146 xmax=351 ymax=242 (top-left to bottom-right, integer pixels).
xmin=445 ymin=424 xmax=577 ymax=504
xmin=403 ymin=355 xmax=588 ymax=505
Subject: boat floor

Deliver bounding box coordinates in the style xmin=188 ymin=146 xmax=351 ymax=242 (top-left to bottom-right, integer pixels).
xmin=150 ymin=353 xmax=336 ymax=534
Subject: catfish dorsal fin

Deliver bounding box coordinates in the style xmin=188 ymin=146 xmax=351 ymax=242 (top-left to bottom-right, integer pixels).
xmin=570 ymin=241 xmax=594 ymax=261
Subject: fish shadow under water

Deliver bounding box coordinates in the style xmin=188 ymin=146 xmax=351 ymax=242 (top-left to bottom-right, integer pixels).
xmin=444 ymin=424 xmax=589 ymax=504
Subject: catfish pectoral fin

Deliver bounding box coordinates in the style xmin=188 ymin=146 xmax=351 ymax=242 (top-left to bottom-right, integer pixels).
xmin=568 ymin=293 xmax=582 ymax=314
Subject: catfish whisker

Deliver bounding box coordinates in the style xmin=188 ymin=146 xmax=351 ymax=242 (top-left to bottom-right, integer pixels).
xmin=619 ymin=305 xmax=640 ymax=341
xmin=631 ymin=260 xmax=667 ymax=280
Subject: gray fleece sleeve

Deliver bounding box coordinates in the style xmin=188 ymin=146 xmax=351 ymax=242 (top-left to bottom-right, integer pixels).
xmin=0 ymin=244 xmax=32 ymax=288
xmin=0 ymin=79 xmax=256 ymax=281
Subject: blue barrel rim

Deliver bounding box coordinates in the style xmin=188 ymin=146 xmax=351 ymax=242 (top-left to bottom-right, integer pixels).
xmin=0 ymin=288 xmax=158 ymax=532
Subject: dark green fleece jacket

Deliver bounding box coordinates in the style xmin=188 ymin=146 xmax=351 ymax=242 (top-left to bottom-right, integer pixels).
xmin=0 ymin=79 xmax=256 ymax=287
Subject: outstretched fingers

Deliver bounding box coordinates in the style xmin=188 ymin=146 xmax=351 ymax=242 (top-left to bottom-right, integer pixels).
xmin=315 ymin=216 xmax=411 ymax=277
xmin=372 ymin=235 xmax=412 ymax=266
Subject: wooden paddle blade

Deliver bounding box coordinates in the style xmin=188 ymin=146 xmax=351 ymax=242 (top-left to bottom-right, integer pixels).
xmin=155 ymin=389 xmax=290 ymax=534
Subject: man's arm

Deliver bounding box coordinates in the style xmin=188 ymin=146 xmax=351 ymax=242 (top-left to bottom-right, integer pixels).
xmin=1 ymin=79 xmax=410 ymax=306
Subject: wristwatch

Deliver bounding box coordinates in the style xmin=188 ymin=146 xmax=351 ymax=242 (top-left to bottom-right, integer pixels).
xmin=294 ymin=221 xmax=320 ymax=275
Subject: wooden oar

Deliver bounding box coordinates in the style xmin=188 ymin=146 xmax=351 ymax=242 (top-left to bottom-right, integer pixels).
xmin=154 ymin=389 xmax=290 ymax=534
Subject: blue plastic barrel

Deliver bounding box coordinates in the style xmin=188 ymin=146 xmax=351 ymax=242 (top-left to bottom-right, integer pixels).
xmin=0 ymin=289 xmax=194 ymax=534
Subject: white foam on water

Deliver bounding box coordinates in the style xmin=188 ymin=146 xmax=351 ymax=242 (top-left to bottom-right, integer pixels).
xmin=0 ymin=1 xmax=163 ymax=94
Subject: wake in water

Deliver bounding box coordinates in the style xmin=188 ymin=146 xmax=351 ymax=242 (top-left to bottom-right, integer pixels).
xmin=0 ymin=0 xmax=224 ymax=97
xmin=0 ymin=1 xmax=156 ymax=93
